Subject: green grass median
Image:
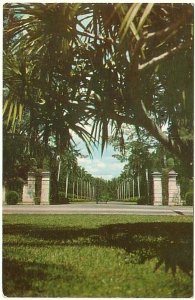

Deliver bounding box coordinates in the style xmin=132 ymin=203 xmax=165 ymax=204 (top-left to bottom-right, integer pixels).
xmin=3 ymin=214 xmax=193 ymax=297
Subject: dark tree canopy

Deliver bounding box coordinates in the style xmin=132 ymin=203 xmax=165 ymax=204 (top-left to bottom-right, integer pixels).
xmin=3 ymin=3 xmax=194 ymax=175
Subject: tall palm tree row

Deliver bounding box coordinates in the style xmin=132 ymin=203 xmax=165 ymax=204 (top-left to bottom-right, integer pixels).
xmin=57 ymin=152 xmax=97 ymax=202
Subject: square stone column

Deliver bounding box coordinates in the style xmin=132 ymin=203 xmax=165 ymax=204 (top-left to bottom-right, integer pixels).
xmin=22 ymin=172 xmax=35 ymax=204
xmin=3 ymin=185 xmax=6 ymax=205
xmin=152 ymin=172 xmax=163 ymax=205
xmin=176 ymin=184 xmax=182 ymax=205
xmin=168 ymin=170 xmax=180 ymax=205
xmin=40 ymin=172 xmax=50 ymax=205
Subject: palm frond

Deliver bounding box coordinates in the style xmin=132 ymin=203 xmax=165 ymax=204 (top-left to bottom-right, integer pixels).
xmin=119 ymin=3 xmax=142 ymax=42
xmin=7 ymin=102 xmax=14 ymax=125
xmin=11 ymin=103 xmax=17 ymax=127
xmin=18 ymin=104 xmax=24 ymax=124
xmin=101 ymin=119 xmax=109 ymax=156
xmin=3 ymin=99 xmax=9 ymax=114
xmin=137 ymin=3 xmax=154 ymax=32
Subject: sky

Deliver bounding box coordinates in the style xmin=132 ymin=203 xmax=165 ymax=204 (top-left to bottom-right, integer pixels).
xmin=77 ymin=144 xmax=125 ymax=180
xmin=72 ymin=129 xmax=125 ymax=180
xmin=74 ymin=121 xmax=168 ymax=180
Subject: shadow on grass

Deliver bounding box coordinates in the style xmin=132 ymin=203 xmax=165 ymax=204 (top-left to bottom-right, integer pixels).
xmin=3 ymin=258 xmax=82 ymax=297
xmin=3 ymin=258 xmax=46 ymax=297
xmin=3 ymin=222 xmax=193 ymax=277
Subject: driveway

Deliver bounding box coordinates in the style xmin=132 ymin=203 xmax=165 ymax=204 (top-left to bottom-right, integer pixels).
xmin=3 ymin=202 xmax=193 ymax=216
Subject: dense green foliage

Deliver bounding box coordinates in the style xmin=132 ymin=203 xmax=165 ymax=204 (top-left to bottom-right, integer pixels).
xmin=3 ymin=214 xmax=193 ymax=297
xmin=3 ymin=4 xmax=193 ymax=167
xmin=185 ymin=191 xmax=193 ymax=206
xmin=5 ymin=191 xmax=19 ymax=205
xmin=111 ymin=126 xmax=193 ymax=204
xmin=58 ymin=192 xmax=69 ymax=204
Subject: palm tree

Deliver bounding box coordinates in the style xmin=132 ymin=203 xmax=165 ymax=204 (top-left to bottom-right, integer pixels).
xmin=4 ymin=3 xmax=193 ymax=175
xmin=137 ymin=174 xmax=141 ymax=199
xmin=76 ymin=167 xmax=81 ymax=200
xmin=70 ymin=158 xmax=79 ymax=200
xmin=64 ymin=150 xmax=78 ymax=198
xmin=4 ymin=3 xmax=94 ymax=152
xmin=85 ymin=173 xmax=93 ymax=200
xmin=4 ymin=4 xmax=97 ymax=201
xmin=132 ymin=177 xmax=135 ymax=199
xmin=127 ymin=180 xmax=131 ymax=200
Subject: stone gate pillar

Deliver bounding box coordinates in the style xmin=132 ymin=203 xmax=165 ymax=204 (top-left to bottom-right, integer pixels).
xmin=40 ymin=172 xmax=50 ymax=205
xmin=3 ymin=185 xmax=6 ymax=205
xmin=168 ymin=170 xmax=181 ymax=205
xmin=22 ymin=172 xmax=35 ymax=204
xmin=152 ymin=172 xmax=163 ymax=205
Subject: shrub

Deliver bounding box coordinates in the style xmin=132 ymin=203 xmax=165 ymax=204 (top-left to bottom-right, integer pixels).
xmin=137 ymin=197 xmax=147 ymax=205
xmin=6 ymin=178 xmax=24 ymax=202
xmin=58 ymin=192 xmax=69 ymax=204
xmin=98 ymin=195 xmax=109 ymax=203
xmin=185 ymin=191 xmax=193 ymax=206
xmin=180 ymin=178 xmax=193 ymax=199
xmin=71 ymin=197 xmax=91 ymax=202
xmin=6 ymin=191 xmax=19 ymax=205
xmin=34 ymin=197 xmax=40 ymax=205
xmin=130 ymin=197 xmax=139 ymax=203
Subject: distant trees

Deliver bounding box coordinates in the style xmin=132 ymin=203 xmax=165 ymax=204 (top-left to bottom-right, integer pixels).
xmin=111 ymin=125 xmax=193 ymax=203
xmin=56 ymin=155 xmax=97 ymax=202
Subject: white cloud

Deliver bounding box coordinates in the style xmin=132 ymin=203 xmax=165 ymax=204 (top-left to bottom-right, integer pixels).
xmin=71 ymin=123 xmax=125 ymax=179
xmin=95 ymin=175 xmax=114 ymax=180
xmin=95 ymin=161 xmax=106 ymax=169
xmin=77 ymin=154 xmax=125 ymax=179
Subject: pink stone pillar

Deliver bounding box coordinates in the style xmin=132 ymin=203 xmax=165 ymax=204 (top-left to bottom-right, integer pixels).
xmin=168 ymin=170 xmax=180 ymax=205
xmin=22 ymin=172 xmax=35 ymax=204
xmin=40 ymin=172 xmax=50 ymax=205
xmin=152 ymin=172 xmax=163 ymax=205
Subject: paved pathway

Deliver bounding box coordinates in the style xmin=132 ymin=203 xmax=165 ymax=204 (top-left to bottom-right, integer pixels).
xmin=3 ymin=202 xmax=193 ymax=216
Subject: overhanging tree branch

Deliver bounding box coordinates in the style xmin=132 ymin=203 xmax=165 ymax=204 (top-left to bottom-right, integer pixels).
xmin=138 ymin=39 xmax=193 ymax=71
xmin=145 ymin=15 xmax=189 ymax=41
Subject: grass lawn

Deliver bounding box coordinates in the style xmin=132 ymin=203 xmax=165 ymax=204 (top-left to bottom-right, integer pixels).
xmin=3 ymin=214 xmax=193 ymax=297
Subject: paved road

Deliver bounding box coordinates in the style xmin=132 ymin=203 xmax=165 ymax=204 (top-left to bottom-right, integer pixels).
xmin=3 ymin=202 xmax=193 ymax=216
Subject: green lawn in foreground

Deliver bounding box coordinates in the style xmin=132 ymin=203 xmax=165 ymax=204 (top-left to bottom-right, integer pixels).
xmin=3 ymin=214 xmax=193 ymax=297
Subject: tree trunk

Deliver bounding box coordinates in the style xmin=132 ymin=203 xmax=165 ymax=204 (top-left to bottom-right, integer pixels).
xmin=50 ymin=156 xmax=59 ymax=204
xmin=72 ymin=181 xmax=75 ymax=200
xmin=80 ymin=178 xmax=83 ymax=199
xmin=77 ymin=179 xmax=79 ymax=199
xmin=128 ymin=181 xmax=131 ymax=200
xmin=137 ymin=174 xmax=140 ymax=198
xmin=65 ymin=173 xmax=69 ymax=198
xmin=135 ymin=102 xmax=193 ymax=175
xmin=114 ymin=64 xmax=193 ymax=176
